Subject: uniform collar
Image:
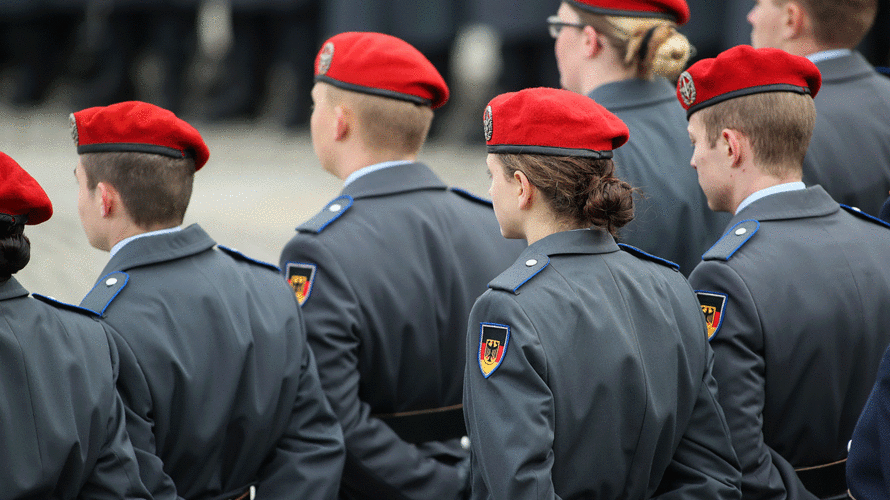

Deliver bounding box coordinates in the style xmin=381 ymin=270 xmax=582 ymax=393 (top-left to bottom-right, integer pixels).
xmin=341 ymin=162 xmax=447 ymax=199
xmin=807 ymin=48 xmax=852 ymax=64
xmin=343 ymin=160 xmax=414 ymax=187
xmin=811 ymin=50 xmax=875 ymax=83
xmin=731 ymin=185 xmax=839 ymax=224
xmin=586 ymin=78 xmax=677 ymax=111
xmin=735 ymin=181 xmax=806 ymax=215
xmin=111 ymin=226 xmax=183 ymax=257
xmin=101 ymin=223 xmax=217 ymax=274
xmin=0 ymin=277 xmax=29 ymax=301
xmin=523 ymin=228 xmax=619 ymax=258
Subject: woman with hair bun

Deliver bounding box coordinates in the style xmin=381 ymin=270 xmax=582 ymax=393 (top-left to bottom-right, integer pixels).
xmin=463 ymin=87 xmax=741 ymax=500
xmin=549 ymin=0 xmax=729 ymax=276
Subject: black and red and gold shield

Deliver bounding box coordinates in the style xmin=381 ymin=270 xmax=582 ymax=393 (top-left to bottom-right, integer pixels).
xmin=695 ymin=291 xmax=727 ymax=341
xmin=286 ymin=262 xmax=317 ymax=306
xmin=479 ymin=323 xmax=510 ymax=378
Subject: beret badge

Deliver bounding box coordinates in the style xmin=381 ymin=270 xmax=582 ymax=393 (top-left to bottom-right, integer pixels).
xmin=69 ymin=113 xmax=79 ymax=146
xmin=483 ymin=106 xmax=494 ymax=142
xmin=678 ymin=71 xmax=696 ymax=107
xmin=318 ymin=42 xmax=335 ymax=75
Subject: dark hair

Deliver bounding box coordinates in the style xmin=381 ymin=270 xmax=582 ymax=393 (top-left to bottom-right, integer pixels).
xmin=787 ymin=0 xmax=878 ymax=48
xmin=498 ymin=153 xmax=635 ymax=237
xmin=80 ymin=151 xmax=195 ymax=227
xmin=0 ymin=224 xmax=30 ymax=281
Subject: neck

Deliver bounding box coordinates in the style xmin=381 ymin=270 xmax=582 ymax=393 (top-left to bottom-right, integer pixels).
xmin=580 ymin=50 xmax=636 ymax=95
xmin=729 ymin=169 xmax=802 ymax=213
xmin=334 ymin=148 xmax=417 ymax=181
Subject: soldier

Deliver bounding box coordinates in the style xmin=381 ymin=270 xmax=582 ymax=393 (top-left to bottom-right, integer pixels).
xmin=747 ymin=0 xmax=890 ymax=215
xmin=549 ymin=0 xmax=729 ymax=275
xmin=0 ymin=151 xmax=158 ymax=499
xmin=70 ymin=100 xmax=345 ymax=499
xmin=847 ymin=343 xmax=890 ymax=499
xmin=678 ymin=45 xmax=890 ymax=499
xmin=279 ymin=32 xmax=524 ymax=499
xmin=464 ymin=86 xmax=741 ymax=499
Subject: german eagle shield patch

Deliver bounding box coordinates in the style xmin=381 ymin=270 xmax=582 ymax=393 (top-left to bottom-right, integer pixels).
xmin=695 ymin=291 xmax=727 ymax=341
xmin=286 ymin=262 xmax=317 ymax=306
xmin=479 ymin=323 xmax=510 ymax=378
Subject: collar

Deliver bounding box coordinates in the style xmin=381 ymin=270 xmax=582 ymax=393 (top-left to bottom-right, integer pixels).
xmin=735 ymin=181 xmax=806 ymax=215
xmin=343 ymin=160 xmax=414 ymax=187
xmin=102 ymin=223 xmax=216 ymax=274
xmin=524 ymin=228 xmax=619 ymax=258
xmin=807 ymin=48 xmax=853 ymax=64
xmin=586 ymin=78 xmax=677 ymax=111
xmin=111 ymin=226 xmax=183 ymax=257
xmin=731 ymin=185 xmax=839 ymax=224
xmin=0 ymin=277 xmax=29 ymax=301
xmin=341 ymin=162 xmax=447 ymax=199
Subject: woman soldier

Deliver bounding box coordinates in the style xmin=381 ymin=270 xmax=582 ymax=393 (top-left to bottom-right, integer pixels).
xmin=462 ymin=87 xmax=741 ymax=500
xmin=549 ymin=0 xmax=729 ymax=275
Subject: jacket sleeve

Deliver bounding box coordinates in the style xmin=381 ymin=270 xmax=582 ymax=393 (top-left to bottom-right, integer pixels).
xmin=462 ymin=292 xmax=559 ymax=500
xmin=254 ymin=307 xmax=346 ymax=499
xmin=689 ymin=261 xmax=816 ymax=500
xmin=280 ymin=235 xmax=465 ymax=499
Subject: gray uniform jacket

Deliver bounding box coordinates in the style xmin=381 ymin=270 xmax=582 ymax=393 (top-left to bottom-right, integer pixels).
xmin=464 ymin=229 xmax=742 ymax=500
xmin=588 ymin=78 xmax=730 ymax=276
xmin=803 ymin=51 xmax=890 ymax=216
xmin=0 ymin=278 xmax=154 ymax=499
xmin=279 ymin=162 xmax=525 ymax=500
xmin=688 ymin=186 xmax=890 ymax=500
xmin=80 ymin=224 xmax=345 ymax=500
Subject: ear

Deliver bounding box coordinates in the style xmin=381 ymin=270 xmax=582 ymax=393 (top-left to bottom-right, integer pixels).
xmin=784 ymin=1 xmax=808 ymax=40
xmin=514 ymin=170 xmax=536 ymax=210
xmin=580 ymin=25 xmax=602 ymax=58
xmin=722 ymin=129 xmax=746 ymax=167
xmin=97 ymin=182 xmax=117 ymax=217
xmin=334 ymin=105 xmax=350 ymax=141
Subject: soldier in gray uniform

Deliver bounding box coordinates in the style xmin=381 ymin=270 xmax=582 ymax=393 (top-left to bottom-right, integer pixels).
xmin=69 ymin=100 xmax=345 ymax=500
xmin=0 ymin=151 xmax=158 ymax=499
xmin=678 ymin=45 xmax=890 ymax=499
xmin=748 ymin=0 xmax=890 ymax=216
xmin=465 ymin=86 xmax=741 ymax=500
xmin=549 ymin=0 xmax=729 ymax=275
xmin=279 ymin=32 xmax=524 ymax=500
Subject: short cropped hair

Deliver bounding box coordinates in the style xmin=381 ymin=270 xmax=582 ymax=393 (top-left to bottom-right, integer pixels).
xmin=697 ymin=92 xmax=816 ymax=178
xmin=80 ymin=152 xmax=195 ymax=227
xmin=780 ymin=0 xmax=878 ymax=47
xmin=325 ymin=84 xmax=434 ymax=156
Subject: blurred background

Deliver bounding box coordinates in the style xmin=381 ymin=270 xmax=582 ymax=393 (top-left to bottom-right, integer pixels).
xmin=1 ymin=0 xmax=887 ymax=303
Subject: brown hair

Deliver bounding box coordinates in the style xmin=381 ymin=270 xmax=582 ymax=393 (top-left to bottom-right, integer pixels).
xmin=571 ymin=5 xmax=694 ymax=80
xmin=325 ymin=84 xmax=434 ymax=155
xmin=697 ymin=91 xmax=816 ymax=177
xmin=497 ymin=153 xmax=635 ymax=237
xmin=778 ymin=0 xmax=878 ymax=48
xmin=0 ymin=224 xmax=30 ymax=281
xmin=80 ymin=152 xmax=195 ymax=227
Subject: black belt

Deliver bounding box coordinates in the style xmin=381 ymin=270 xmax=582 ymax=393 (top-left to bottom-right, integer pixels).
xmin=374 ymin=404 xmax=466 ymax=444
xmin=796 ymin=459 xmax=849 ymax=499
xmin=207 ymin=484 xmax=255 ymax=500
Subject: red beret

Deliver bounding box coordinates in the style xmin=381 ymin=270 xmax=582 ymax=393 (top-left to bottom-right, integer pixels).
xmin=566 ymin=0 xmax=690 ymax=25
xmin=70 ymin=101 xmax=210 ymax=171
xmin=314 ymin=32 xmax=449 ymax=109
xmin=677 ymin=45 xmax=822 ymax=119
xmin=484 ymin=87 xmax=629 ymax=159
xmin=0 ymin=152 xmax=52 ymax=225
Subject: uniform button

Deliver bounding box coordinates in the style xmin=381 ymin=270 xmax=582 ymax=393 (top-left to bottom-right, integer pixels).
xmin=106 ymin=277 xmax=118 ymax=286
xmin=460 ymin=436 xmax=471 ymax=450
xmin=329 ymin=203 xmax=342 ymax=212
xmin=852 ymin=206 xmax=862 ymax=212
xmin=734 ymin=227 xmax=747 ymax=236
xmin=525 ymin=259 xmax=538 ymax=267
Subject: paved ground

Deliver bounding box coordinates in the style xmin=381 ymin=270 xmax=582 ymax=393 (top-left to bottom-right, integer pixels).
xmin=3 ymin=102 xmax=492 ymax=304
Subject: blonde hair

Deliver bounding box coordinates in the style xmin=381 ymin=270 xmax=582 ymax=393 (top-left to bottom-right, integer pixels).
xmin=325 ymin=85 xmax=434 ymax=156
xmin=572 ymin=5 xmax=693 ymax=80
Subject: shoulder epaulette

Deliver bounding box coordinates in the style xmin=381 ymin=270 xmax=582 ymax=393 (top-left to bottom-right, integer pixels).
xmin=617 ymin=243 xmax=680 ymax=272
xmin=297 ymin=195 xmax=353 ymax=234
xmin=217 ymin=245 xmax=280 ymax=272
xmin=488 ymin=254 xmax=549 ymax=294
xmin=841 ymin=204 xmax=890 ymax=229
xmin=702 ymin=220 xmax=760 ymax=261
xmin=450 ymin=187 xmax=493 ymax=207
xmin=32 ymin=293 xmax=101 ymax=317
xmin=79 ymin=272 xmax=129 ymax=317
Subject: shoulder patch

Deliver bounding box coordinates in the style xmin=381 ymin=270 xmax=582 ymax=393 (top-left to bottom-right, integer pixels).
xmin=297 ymin=195 xmax=353 ymax=234
xmin=702 ymin=220 xmax=760 ymax=261
xmin=450 ymin=187 xmax=493 ymax=207
xmin=488 ymin=254 xmax=549 ymax=294
xmin=841 ymin=204 xmax=890 ymax=230
xmin=617 ymin=243 xmax=680 ymax=272
xmin=695 ymin=291 xmax=727 ymax=341
xmin=479 ymin=322 xmax=510 ymax=378
xmin=79 ymin=272 xmax=129 ymax=317
xmin=32 ymin=293 xmax=100 ymax=317
xmin=217 ymin=245 xmax=280 ymax=272
xmin=285 ymin=262 xmax=317 ymax=306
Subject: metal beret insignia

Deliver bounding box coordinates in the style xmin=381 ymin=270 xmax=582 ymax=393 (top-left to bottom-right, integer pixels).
xmin=69 ymin=113 xmax=79 ymax=146
xmin=318 ymin=42 xmax=335 ymax=75
xmin=678 ymin=71 xmax=696 ymax=107
xmin=483 ymin=105 xmax=493 ymax=142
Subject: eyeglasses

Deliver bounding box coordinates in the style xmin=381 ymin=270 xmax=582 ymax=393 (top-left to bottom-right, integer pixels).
xmin=547 ymin=15 xmax=587 ymax=38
